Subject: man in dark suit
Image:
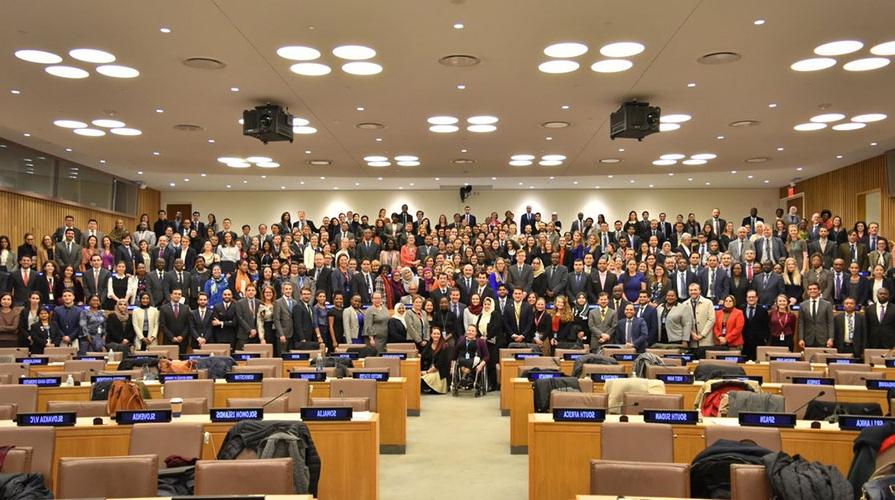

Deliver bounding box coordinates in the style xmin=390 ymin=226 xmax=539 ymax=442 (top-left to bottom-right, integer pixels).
xmin=613 ymin=303 xmax=649 ymax=352
xmin=291 ymin=286 xmax=319 ymax=348
xmin=698 ymin=255 xmax=730 ymax=304
xmin=520 ymin=206 xmax=536 ymax=234
xmin=839 ymin=230 xmax=869 ymax=270
xmin=503 ymin=287 xmax=534 ymax=343
xmin=355 ymin=230 xmax=380 ymax=262
xmin=173 ymin=238 xmax=197 ymax=271
xmin=189 ymin=292 xmax=214 ymax=350
xmin=164 ymin=259 xmax=193 ymax=305
xmin=808 ymin=227 xmax=837 ymax=268
xmin=741 ymin=208 xmax=764 ymax=235
xmin=417 ymin=235 xmax=438 ymax=262
xmin=81 ymin=254 xmax=110 ymax=302
xmin=293 ymin=210 xmax=317 ymax=234
xmin=115 ymin=235 xmax=137 ymax=273
xmin=330 ymin=256 xmax=354 ymax=301
xmin=506 ymin=251 xmax=533 ymax=293
xmin=350 ymin=259 xmax=375 ymax=304
xmin=867 ymin=288 xmax=895 ymax=349
xmin=430 ymin=273 xmax=451 ymax=307
xmin=153 ymin=210 xmax=175 ymax=239
xmin=10 ymin=255 xmax=37 ymax=305
xmin=150 ymin=236 xmax=174 ymax=271
xmin=670 ymin=260 xmax=698 ymax=300
xmin=797 ymin=283 xmax=834 ymax=348
xmin=146 ymin=258 xmax=168 ymax=307
xmin=704 ymin=209 xmax=726 ymax=239
xmin=740 ymin=290 xmax=770 ymax=360
xmin=566 ymin=259 xmax=589 ymax=299
xmin=473 ymin=271 xmax=497 ymax=303
xmin=658 ymin=213 xmax=673 ymax=240
xmin=53 ymin=215 xmax=82 ymax=243
xmin=234 ymin=284 xmax=260 ymax=350
xmin=755 ymin=226 xmax=785 ymax=265
xmin=752 ymin=262 xmax=785 ymax=307
xmin=271 ymin=283 xmax=294 ymax=356
xmin=54 ymin=229 xmax=81 ymax=271
xmin=610 ymin=284 xmax=630 ymax=320
xmin=159 ymin=289 xmax=191 ymax=354
xmin=834 ymin=297 xmax=866 ymax=356
xmin=211 ymin=289 xmax=238 ymax=350
xmin=461 ymin=205 xmax=477 ymax=227
xmin=310 ymin=253 xmax=332 ymax=301
xmin=634 ymin=291 xmax=658 ymax=342
xmin=589 ymin=258 xmax=617 ymax=303
xmin=544 ymin=252 xmax=568 ymax=301
xmin=455 ymin=264 xmax=477 ymax=305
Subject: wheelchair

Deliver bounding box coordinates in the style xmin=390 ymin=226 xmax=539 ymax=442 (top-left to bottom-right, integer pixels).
xmin=450 ymin=356 xmax=489 ymax=397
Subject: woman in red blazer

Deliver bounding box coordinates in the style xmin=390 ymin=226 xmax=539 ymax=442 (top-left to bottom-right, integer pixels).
xmin=714 ymin=295 xmax=745 ymax=347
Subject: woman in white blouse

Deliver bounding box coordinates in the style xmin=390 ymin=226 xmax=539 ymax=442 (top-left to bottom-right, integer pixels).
xmin=131 ymin=292 xmax=159 ymax=350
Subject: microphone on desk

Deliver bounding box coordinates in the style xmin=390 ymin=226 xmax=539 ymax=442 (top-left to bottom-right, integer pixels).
xmin=791 ymin=390 xmax=826 ymax=419
xmin=605 ymin=401 xmax=639 ymax=422
xmin=262 ymin=387 xmax=292 ymax=408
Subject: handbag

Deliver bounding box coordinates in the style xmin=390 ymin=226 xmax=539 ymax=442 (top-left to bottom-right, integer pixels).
xmin=863 ymin=463 xmax=895 ymax=500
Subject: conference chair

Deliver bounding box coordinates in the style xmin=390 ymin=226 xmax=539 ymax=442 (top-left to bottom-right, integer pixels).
xmin=0 ymin=347 xmax=28 ymax=358
xmin=769 ymin=361 xmax=811 ymax=382
xmin=499 ymin=348 xmax=538 ymax=360
xmin=835 ymin=370 xmax=884 ymax=385
xmin=46 ymin=400 xmax=108 ymax=417
xmin=363 ymin=356 xmax=400 ymax=377
xmin=601 ymin=422 xmax=674 ymax=462
xmin=194 ymin=458 xmax=294 ymax=495
xmin=863 ymin=348 xmax=892 ymax=365
xmin=129 ymin=423 xmax=204 ymax=467
xmin=776 ymin=369 xmax=822 ymax=383
xmin=63 ymin=358 xmax=106 ymax=374
xmin=232 ymin=363 xmax=276 ymax=378
xmin=657 ymin=357 xmax=684 ymax=366
xmin=730 ymin=464 xmax=770 ymax=500
xmin=145 ymin=398 xmax=209 ymax=414
xmin=705 ymin=426 xmax=782 ymax=451
xmin=148 ymin=345 xmax=180 ymax=360
xmin=706 ymin=350 xmax=742 ymax=359
xmin=622 ymin=393 xmax=684 ymax=415
xmin=0 ymin=374 xmax=9 ymax=384
xmin=523 ymin=356 xmax=561 ymax=370
xmin=781 ymin=384 xmax=837 ymax=419
xmin=241 ymin=343 xmax=274 ymax=357
xmin=577 ymin=378 xmax=594 ymax=392
xmin=238 ymin=353 xmax=282 ymax=372
xmin=261 ymin=378 xmax=310 ymax=412
xmin=228 ymin=397 xmax=288 ymax=412
xmin=87 ymin=350 xmax=121 ymax=361
xmin=0 ymin=428 xmax=54 ymax=482
xmin=0 ymin=362 xmax=28 ymax=381
xmin=590 ymin=459 xmax=690 ymax=497
xmin=385 ymin=342 xmax=420 ymax=357
xmin=36 ymin=369 xmax=89 ymax=381
xmin=581 ymin=364 xmax=627 ymax=377
xmin=330 ymin=378 xmax=377 ymax=411
xmin=0 ymin=446 xmax=32 ymax=473
xmin=827 ymin=362 xmax=872 ymax=377
xmin=602 ymin=346 xmax=637 ymax=356
xmin=198 ymin=343 xmax=232 ymax=356
xmin=802 ymin=347 xmax=838 ymax=362
xmin=646 ymin=348 xmax=683 ymax=356
xmin=310 ymin=397 xmax=371 ymax=411
xmin=645 ymin=365 xmax=691 ymax=379
xmin=57 ymin=455 xmax=158 ymax=499
xmin=549 ymin=391 xmax=608 ymax=410
xmin=44 ymin=345 xmax=77 ymax=360
xmin=162 ymin=379 xmax=214 ymax=407
xmin=0 ymin=404 xmax=14 ymax=419
xmin=604 ymin=378 xmax=666 ymax=413
xmin=553 ymin=348 xmax=588 ymax=360
xmin=0 ymin=384 xmax=37 ymax=416
xmin=756 ymin=346 xmax=791 ymax=361
xmin=814 ymin=352 xmax=860 ymax=364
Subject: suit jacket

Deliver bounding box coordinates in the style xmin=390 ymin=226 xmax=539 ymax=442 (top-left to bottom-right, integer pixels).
xmin=115 ymin=245 xmax=138 ymax=273
xmin=613 ymin=316 xmax=649 ymax=352
xmin=658 ymin=303 xmax=694 ymax=344
xmin=798 ymin=298 xmax=834 ymax=347
xmin=544 ymin=265 xmax=568 ymax=298
xmin=866 ymin=302 xmax=895 ymax=349
xmin=272 ymin=297 xmax=294 ymax=340
xmin=150 ymin=246 xmax=174 ymax=271
xmin=704 ymin=218 xmax=727 ymax=236
xmin=503 ymin=301 xmax=534 ymax=342
xmin=171 ymin=246 xmax=197 ymax=271
xmin=350 ymin=272 xmax=375 ymax=304
xmin=669 ymin=270 xmax=698 ymax=298
xmin=234 ymin=297 xmax=260 ymax=341
xmin=291 ymin=300 xmax=316 ymax=342
xmin=804 ymin=268 xmax=833 ymax=301
xmin=834 ymin=311 xmax=867 ymax=355
xmin=506 ymin=264 xmax=533 ymax=293
xmin=211 ymin=301 xmax=238 ymax=340
xmin=158 ymin=302 xmax=190 ymax=342
xmin=867 ymin=250 xmax=892 ymax=273
xmin=727 ymin=238 xmax=755 ymax=263
xmin=752 ymin=272 xmax=785 ymax=307
xmin=520 ymin=213 xmax=536 ymax=234
xmin=146 ymin=270 xmax=168 ymax=306
xmin=741 ymin=216 xmax=764 ymax=233
xmin=808 ymin=239 xmax=837 ymax=269
xmin=456 ymin=275 xmax=477 ymax=305
xmin=330 ymin=269 xmax=354 ymax=299
xmin=588 ymin=271 xmax=617 ymax=303
xmin=685 ymin=297 xmax=716 ymax=346
xmin=566 ymin=272 xmax=589 ymax=299
xmin=189 ymin=307 xmax=214 ymax=341
xmin=471 ymin=285 xmax=497 ymax=303
xmin=755 ymin=237 xmax=785 ymax=264
xmin=54 ymin=240 xmax=82 ymax=270
xmin=164 ymin=270 xmax=193 ymax=302
xmin=739 ymin=304 xmax=770 ymax=359
xmin=633 ymin=304 xmax=658 ymax=341
xmin=698 ymin=267 xmax=730 ymax=303
xmin=80 ymin=231 xmax=104 ymax=247
xmin=356 ymin=240 xmax=381 ymax=262
xmin=839 ymin=242 xmax=869 ymax=270
xmin=404 ymin=309 xmax=429 ymax=343
xmin=82 ymin=267 xmax=111 ymax=301
xmin=587 ymin=307 xmax=618 ymax=347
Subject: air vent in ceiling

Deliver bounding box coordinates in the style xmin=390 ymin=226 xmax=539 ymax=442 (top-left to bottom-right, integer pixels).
xmin=729 ymin=120 xmax=761 ymax=128
xmin=439 ymin=54 xmax=481 ymax=67
xmin=173 ymin=124 xmax=204 ymax=132
xmin=452 ymin=158 xmax=476 ymax=164
xmin=307 ymin=159 xmax=332 ymax=166
xmin=356 ymin=122 xmax=385 ymax=130
xmin=697 ymin=51 xmax=742 ymax=65
xmin=182 ymin=57 xmax=227 ymax=70
xmin=541 ymin=121 xmax=571 ymax=129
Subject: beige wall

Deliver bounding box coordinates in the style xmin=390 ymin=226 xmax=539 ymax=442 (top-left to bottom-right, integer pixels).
xmin=161 ymin=188 xmax=780 ymax=231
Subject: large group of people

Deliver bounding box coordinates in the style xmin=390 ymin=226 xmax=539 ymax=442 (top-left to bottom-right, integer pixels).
xmin=0 ymin=203 xmax=892 ymax=393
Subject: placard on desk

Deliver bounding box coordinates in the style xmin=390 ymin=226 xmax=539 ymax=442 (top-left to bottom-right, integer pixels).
xmin=562 ymin=353 xmax=585 ymax=361
xmin=233 ymin=352 xmax=262 ymax=361
xmin=16 ymin=412 xmax=77 ymax=427
xmin=826 ymin=357 xmax=861 ymax=365
xmin=73 ymin=355 xmax=103 ymax=361
xmin=180 ymin=353 xmax=210 ymax=361
xmin=721 ymin=374 xmax=764 ymax=384
xmin=884 ymin=359 xmax=895 ymax=368
xmin=527 ymin=371 xmax=562 ymax=381
xmin=866 ymin=379 xmax=895 ymax=391
xmin=282 ymin=352 xmax=311 ymax=361
xmin=738 ymin=412 xmax=797 ymax=428
xmin=91 ymin=374 xmax=132 ymax=384
xmin=656 ymin=373 xmax=695 ymax=384
xmin=15 ymin=357 xmax=48 ymax=365
xmin=209 ymin=408 xmax=263 ymax=422
xmin=351 ymin=371 xmax=389 ymax=381
xmin=300 ymin=406 xmax=353 ymax=421
xmin=611 ymin=353 xmax=636 ymax=361
xmin=380 ymin=352 xmax=408 ymax=360
xmin=768 ymin=355 xmax=801 ymax=362
xmin=791 ymin=376 xmax=835 ymax=386
xmin=838 ymin=415 xmax=895 ymax=431
xmin=290 ymin=371 xmax=326 ymax=381
xmin=332 ymin=352 xmax=359 ymax=360
xmin=115 ymin=409 xmax=172 ymax=424
xmin=158 ymin=373 xmax=199 ymax=383
xmin=642 ymin=409 xmax=699 ymax=425
xmin=716 ymin=355 xmax=748 ymax=363
xmin=225 ymin=372 xmax=263 ymax=383
xmin=18 ymin=376 xmax=61 ymax=387
xmin=552 ymin=407 xmax=606 ymax=423
xmin=663 ymin=354 xmax=693 ymax=363
xmin=514 ymin=353 xmax=541 ymax=360
xmin=590 ymin=373 xmax=627 ymax=383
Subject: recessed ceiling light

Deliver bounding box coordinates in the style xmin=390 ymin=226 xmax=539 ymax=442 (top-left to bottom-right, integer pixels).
xmin=629 ymin=180 xmax=636 ymax=184
xmin=99 ymin=159 xmax=106 ymax=164
xmin=109 ymin=127 xmax=142 ymax=136
xmin=753 ymin=19 xmax=766 ymax=25
xmin=299 ymin=181 xmax=304 ymax=185
xmin=690 ymin=153 xmax=717 ymax=160
xmin=832 ymin=122 xmax=866 ymax=131
xmin=137 ymin=171 xmax=143 ymax=175
xmin=544 ymin=42 xmax=589 ymax=58
xmin=64 ymin=148 xmax=72 ymax=152
xmin=549 ymin=176 xmax=555 ymax=180
xmin=545 ymin=136 xmax=552 ymax=141
xmin=517 ymin=182 xmax=523 ymax=186
xmin=377 ymin=177 xmax=383 ymax=181
xmin=599 ymin=158 xmax=621 ymax=164
xmin=511 ymin=154 xmax=535 ymax=161
xmin=305 ymin=150 xmax=311 ymax=154
xmin=542 ymin=154 xmax=566 ymax=161
xmin=652 ymin=160 xmax=677 ymax=166
xmin=155 ymin=108 xmax=164 ymax=113
xmin=452 ymin=158 xmax=475 ymax=164
xmin=768 ymin=103 xmax=778 ymax=108
xmin=200 ymin=173 xmax=207 ymax=177
xmin=659 ymin=123 xmax=680 ymax=132
xmin=814 ymin=40 xmax=864 ymax=56
xmin=355 ymin=106 xmax=365 ymax=112
xmin=793 ymin=122 xmax=827 ymax=131
xmin=796 ymin=167 xmax=803 ymax=171
xmin=281 ymin=186 xmax=286 ymax=189
xmin=600 ymin=42 xmax=645 ymax=58
xmin=243 ymin=180 xmax=248 ymax=184
xmin=332 ymin=45 xmax=376 ymax=60
xmin=257 ymin=162 xmax=280 ymax=168
xmin=397 ymin=161 xmax=420 ymax=167
xmin=207 ymin=139 xmax=215 ymax=143
xmin=618 ymin=148 xmax=625 ymax=152
xmin=73 ymin=128 xmax=105 ymax=137
xmin=159 ymin=27 xmax=172 ymax=33
xmin=226 ymin=184 xmax=232 ymax=188
xmin=746 ymin=157 xmax=769 ymax=163
xmin=45 ymin=66 xmax=89 ymax=79
xmin=572 ymin=181 xmax=579 ymax=185
xmin=683 ymin=159 xmax=707 ymax=165
xmin=246 ymin=156 xmax=272 ymax=163
xmin=10 ymin=89 xmax=21 ymax=94
xmin=364 ymin=155 xmax=388 ymax=162
xmin=716 ymin=135 xmax=725 ymax=140
xmin=54 ymin=119 xmax=87 ymax=129
xmin=659 ymin=153 xmax=686 ymax=161
xmin=852 ymin=113 xmax=887 ymax=122
xmin=276 ymin=46 xmax=321 ymax=61
xmin=871 ymin=142 xmax=879 ymax=146
xmin=541 ymin=120 xmax=570 ymax=129
xmin=428 ymin=116 xmax=458 ymax=125
xmin=375 ymin=137 xmax=383 ymax=142
xmin=91 ymin=119 xmax=126 ymax=128
xmin=460 ymin=148 xmax=468 ymax=153
xmin=591 ymin=59 xmax=633 ymax=73
xmin=777 ymin=147 xmax=784 ymax=151
xmin=293 ymin=126 xmax=317 ymax=134
xmin=539 ymin=160 xmax=562 ymax=166
xmin=467 ymin=124 xmax=496 ymax=133
xmin=456 ymin=84 xmax=466 ymax=89
xmin=688 ymin=178 xmax=693 ymax=181
xmin=491 ymin=177 xmax=497 ymax=181
xmin=217 ymin=157 xmax=242 ymax=163
xmin=16 ymin=49 xmax=63 ymax=64
xmin=871 ymin=41 xmax=895 ymax=56
xmin=509 ymin=160 xmax=532 ymax=167
xmin=394 ymin=155 xmax=419 ymax=161
xmin=23 ymin=133 xmax=30 ymax=137
xmin=429 ymin=125 xmax=459 ymax=133
xmin=69 ymin=48 xmax=116 ymax=63
xmin=538 ymin=60 xmax=579 ymax=74
xmin=152 ymin=151 xmax=160 ymax=156
xmin=810 ymin=113 xmax=846 ymax=123
xmin=96 ymin=65 xmax=139 ymax=78
xmin=342 ymin=62 xmax=383 ymax=75
xmin=836 ymin=154 xmax=844 ymax=159
xmin=320 ymin=176 xmax=326 ymax=180
xmin=764 ymin=180 xmax=770 ymax=183
xmin=467 ymin=115 xmax=499 ymax=125
xmin=368 ymin=161 xmax=391 ymax=167
xmin=731 ymin=170 xmax=738 ymax=174
xmin=661 ymin=114 xmax=692 ymax=123
xmin=290 ymin=63 xmax=331 ymax=76
xmin=226 ymin=161 xmax=251 ymax=168
xmin=169 ymin=182 xmax=176 ymax=187
xmin=747 ymin=175 xmax=753 ymax=179
xmin=791 ymin=57 xmax=837 ymax=71
xmin=453 ymin=23 xmax=464 ymax=29
xmin=184 ymin=178 xmax=190 ymax=182
xmin=607 ymin=175 xmax=613 ymax=178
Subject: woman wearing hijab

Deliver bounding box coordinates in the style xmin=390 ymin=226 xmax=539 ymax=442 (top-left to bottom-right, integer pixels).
xmin=475 ymin=296 xmax=504 ymax=390
xmin=531 ymin=257 xmax=547 ymax=298
xmin=388 ymin=302 xmax=408 ymax=344
xmin=571 ymin=292 xmax=591 ymax=346
xmin=399 ymin=266 xmax=419 ymax=294
xmin=105 ymin=298 xmax=136 ymax=354
xmin=463 ymin=293 xmax=483 ymax=330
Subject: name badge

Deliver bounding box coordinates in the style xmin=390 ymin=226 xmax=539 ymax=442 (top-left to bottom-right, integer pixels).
xmin=351 ymin=371 xmax=389 ymax=381
xmin=209 ymin=408 xmax=263 ymax=423
xmin=866 ymin=379 xmax=895 ymax=391
xmin=791 ymin=376 xmax=834 ymax=386
xmin=115 ymin=409 xmax=172 ymax=424
xmin=738 ymin=412 xmax=797 ymax=428
xmin=15 ymin=357 xmax=48 ymax=365
xmin=281 ymin=352 xmax=310 ymax=361
xmin=643 ymin=409 xmax=699 ymax=425
xmin=839 ymin=415 xmax=895 ymax=431
xmin=91 ymin=374 xmax=131 ymax=384
xmin=514 ymin=353 xmax=541 ymax=360
xmin=590 ymin=373 xmax=627 ymax=383
xmin=159 ymin=373 xmax=199 ymax=383
xmin=721 ymin=374 xmax=764 ymax=384
xmin=380 ymin=352 xmax=408 ymax=360
xmin=290 ymin=371 xmax=326 ymax=381
xmin=611 ymin=353 xmax=635 ymax=361
xmin=826 ymin=357 xmax=860 ymax=365
xmin=769 ymin=355 xmax=800 ymax=362
xmin=552 ymin=408 xmax=606 ymax=423
xmin=180 ymin=353 xmax=210 ymax=361
xmin=656 ymin=373 xmax=695 ymax=384
xmin=233 ymin=352 xmax=261 ymax=361
xmin=562 ymin=353 xmax=585 ymax=361
xmin=18 ymin=376 xmax=61 ymax=387
xmin=16 ymin=412 xmax=77 ymax=427
xmin=225 ymin=372 xmax=263 ymax=383
xmin=300 ymin=407 xmax=353 ymax=421
xmin=333 ymin=352 xmax=359 ymax=360
xmin=527 ymin=371 xmax=562 ymax=381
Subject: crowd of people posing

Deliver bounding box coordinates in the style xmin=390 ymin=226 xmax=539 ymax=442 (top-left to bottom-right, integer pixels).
xmin=0 ymin=204 xmax=892 ymax=392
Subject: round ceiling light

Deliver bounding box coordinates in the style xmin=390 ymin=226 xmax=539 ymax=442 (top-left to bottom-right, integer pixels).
xmin=45 ymin=66 xmax=89 ymax=79
xmin=332 ymin=45 xmax=377 ymax=60
xmin=541 ymin=121 xmax=570 ymax=128
xmin=96 ymin=65 xmax=139 ymax=78
xmin=397 ymin=161 xmax=420 ymax=167
xmin=810 ymin=113 xmax=846 ymax=123
xmin=69 ymin=48 xmax=116 ymax=63
xmin=659 ymin=153 xmax=686 ymax=160
xmin=429 ymin=125 xmax=459 ymax=133
xmin=590 ymin=59 xmax=633 ymax=73
xmin=511 ymin=154 xmax=535 ymax=161
xmin=293 ymin=126 xmax=317 ymax=134
xmin=793 ymin=122 xmax=827 ymax=131
xmin=256 ymin=162 xmax=280 ymax=168
xmin=509 ymin=160 xmax=532 ymax=167
xmin=342 ymin=62 xmax=383 ymax=75
xmin=217 ymin=157 xmax=243 ymax=163
xmin=832 ymin=122 xmax=866 ymax=131
xmin=54 ymin=119 xmax=88 ymax=129
xmin=542 ymin=154 xmax=566 ymax=161
xmin=871 ymin=41 xmax=895 ymax=56
xmin=600 ymin=42 xmax=645 ymax=58
xmin=293 ymin=117 xmax=310 ymax=126
xmin=363 ymin=155 xmax=388 ymax=162
xmin=427 ymin=116 xmax=458 ymax=125
xmin=538 ymin=60 xmax=579 ymax=74
xmin=659 ymin=123 xmax=680 ymax=132
xmin=15 ymin=49 xmax=62 ymax=64
xmin=467 ymin=115 xmax=499 ymax=125
xmin=109 ymin=127 xmax=142 ymax=136
xmin=73 ymin=128 xmax=106 ymax=137
xmin=843 ymin=57 xmax=890 ymax=71
xmin=599 ymin=158 xmax=621 ymax=164
xmin=276 ymin=46 xmax=321 ymax=61
xmin=661 ymin=114 xmax=691 ymax=123
xmin=226 ymin=161 xmax=251 ymax=168
xmin=790 ymin=57 xmax=837 ymax=71
xmin=91 ymin=119 xmax=126 ymax=128
xmin=368 ymin=161 xmax=391 ymax=167
xmin=851 ymin=113 xmax=887 ymax=122
xmin=543 ymin=42 xmax=588 ymax=58
xmin=682 ymin=159 xmax=707 ymax=165
xmin=539 ymin=160 xmax=562 ymax=166
xmin=814 ymin=40 xmax=863 ymax=56
xmin=394 ymin=155 xmax=418 ymax=162
xmin=246 ymin=156 xmax=272 ymax=163
xmin=690 ymin=153 xmax=718 ymax=160
xmin=467 ymin=124 xmax=497 ymax=133
xmin=290 ymin=63 xmax=331 ymax=76
xmin=652 ymin=159 xmax=677 ymax=166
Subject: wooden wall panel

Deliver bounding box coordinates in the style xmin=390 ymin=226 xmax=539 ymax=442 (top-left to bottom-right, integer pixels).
xmin=136 ymin=188 xmax=161 ymax=225
xmin=786 ymin=155 xmax=894 ymax=236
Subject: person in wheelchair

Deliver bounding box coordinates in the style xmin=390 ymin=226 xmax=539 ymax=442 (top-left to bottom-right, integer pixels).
xmin=451 ymin=324 xmax=490 ymax=392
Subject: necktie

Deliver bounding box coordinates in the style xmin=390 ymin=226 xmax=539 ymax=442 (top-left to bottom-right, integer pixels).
xmin=811 ymin=300 xmax=817 ymax=318
xmin=763 ymin=274 xmax=768 ymax=287
xmin=708 ymin=270 xmax=715 ymax=297
xmin=691 ymin=300 xmax=698 ymax=319
xmin=178 ymin=272 xmax=183 ymax=283
xmin=852 ymin=245 xmax=857 ymax=261
xmin=286 ymin=299 xmax=292 ymax=312
xmin=835 ymin=274 xmax=842 ymax=299
xmin=67 ymin=242 xmax=71 ymax=252
xmin=173 ymin=303 xmax=179 ymax=318
xmin=637 ymin=306 xmax=643 ymax=318
xmin=848 ymin=314 xmax=854 ymax=341
xmin=576 ymin=274 xmax=581 ymax=284
xmin=514 ymin=303 xmax=520 ymax=323
xmin=881 ymin=304 xmax=887 ymax=322
xmin=748 ymin=306 xmax=754 ymax=320
xmin=747 ymin=266 xmax=753 ymax=280
xmin=94 ymin=270 xmax=99 ymax=285
xmin=625 ymin=320 xmax=631 ymax=343
xmin=23 ymin=270 xmax=28 ymax=283
xmin=764 ymin=239 xmax=771 ymax=262
xmin=249 ymin=301 xmax=254 ymax=315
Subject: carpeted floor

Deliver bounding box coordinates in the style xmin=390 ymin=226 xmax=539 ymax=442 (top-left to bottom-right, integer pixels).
xmin=380 ymin=391 xmax=526 ymax=500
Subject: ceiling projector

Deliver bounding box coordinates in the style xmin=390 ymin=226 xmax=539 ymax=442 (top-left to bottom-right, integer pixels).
xmin=609 ymin=101 xmax=661 ymax=141
xmin=243 ymin=104 xmax=294 ymax=144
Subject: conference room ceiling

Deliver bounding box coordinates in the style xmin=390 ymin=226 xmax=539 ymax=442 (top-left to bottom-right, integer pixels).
xmin=1 ymin=0 xmax=894 ymax=191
